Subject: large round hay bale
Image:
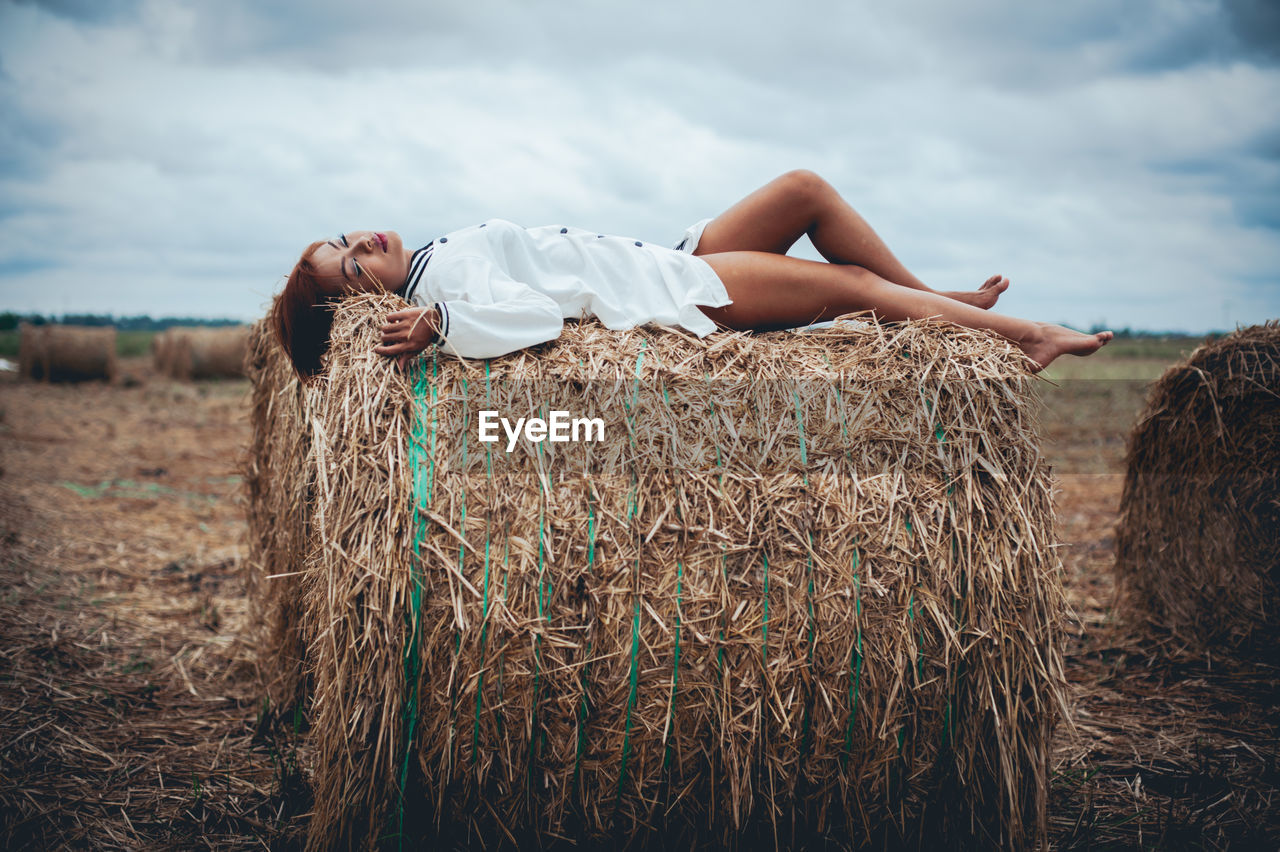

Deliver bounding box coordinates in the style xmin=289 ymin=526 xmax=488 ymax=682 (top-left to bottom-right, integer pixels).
xmin=1115 ymin=321 xmax=1280 ymax=648
xmin=242 ymin=308 xmax=313 ymax=714
xmin=151 ymin=328 xmax=178 ymax=375
xmin=17 ymin=322 xmax=46 ymax=381
xmin=286 ymin=294 xmax=1068 ymax=851
xmin=169 ymin=326 xmax=250 ymax=380
xmin=19 ymin=323 xmax=116 ymax=382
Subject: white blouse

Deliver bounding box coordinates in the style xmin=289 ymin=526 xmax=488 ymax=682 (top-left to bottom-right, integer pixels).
xmin=400 ymin=218 xmax=731 ymax=359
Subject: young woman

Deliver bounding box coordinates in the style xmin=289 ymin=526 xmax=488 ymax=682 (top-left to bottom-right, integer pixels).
xmin=273 ymin=169 xmax=1111 ymax=377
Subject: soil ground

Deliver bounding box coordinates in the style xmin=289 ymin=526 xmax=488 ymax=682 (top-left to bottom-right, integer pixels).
xmin=1 ymin=342 xmax=1276 ymax=849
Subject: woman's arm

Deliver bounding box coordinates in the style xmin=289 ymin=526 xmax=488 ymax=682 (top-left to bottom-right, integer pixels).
xmin=378 ymin=255 xmax=565 ymax=364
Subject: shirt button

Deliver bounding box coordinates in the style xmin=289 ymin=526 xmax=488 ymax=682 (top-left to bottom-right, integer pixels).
xmin=479 ymin=223 xmax=486 ymax=228
xmin=597 ymin=235 xmax=604 ymax=238
xmin=560 ymin=227 xmax=568 ymax=234
xmin=634 ymin=241 xmax=643 ymax=246
xmin=439 ymin=237 xmax=448 ymax=243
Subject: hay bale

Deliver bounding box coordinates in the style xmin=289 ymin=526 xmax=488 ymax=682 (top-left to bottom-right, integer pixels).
xmin=242 ymin=309 xmax=313 ymax=714
xmin=168 ymin=326 xmax=250 ymax=380
xmin=19 ymin=323 xmax=116 ymax=382
xmin=1115 ymin=321 xmax=1280 ymax=648
xmin=297 ymin=294 xmax=1067 ymax=851
xmin=151 ymin=328 xmax=177 ymax=376
xmin=17 ymin=322 xmax=46 ymax=381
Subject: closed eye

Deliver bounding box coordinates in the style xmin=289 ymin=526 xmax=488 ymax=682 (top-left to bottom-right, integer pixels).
xmin=340 ymin=233 xmax=349 ymax=247
xmin=352 ymin=260 xmax=364 ymax=278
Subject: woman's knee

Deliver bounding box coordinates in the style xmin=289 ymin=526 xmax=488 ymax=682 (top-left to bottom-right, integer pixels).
xmin=773 ymin=168 xmax=834 ymax=216
xmin=777 ymin=169 xmax=833 ymax=204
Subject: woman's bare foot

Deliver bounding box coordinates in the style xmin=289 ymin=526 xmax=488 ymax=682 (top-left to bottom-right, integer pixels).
xmin=942 ymin=275 xmax=1009 ymax=309
xmin=1019 ymin=323 xmax=1114 ymax=372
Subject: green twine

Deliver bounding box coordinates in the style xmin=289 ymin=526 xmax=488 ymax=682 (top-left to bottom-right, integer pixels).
xmin=572 ymin=496 xmax=598 ymax=794
xmin=926 ymin=388 xmax=965 ymax=750
xmin=705 ymin=371 xmax=727 ymax=678
xmin=805 ymin=539 xmax=816 ymax=660
xmin=485 ymin=361 xmax=494 ymax=477
xmin=797 ymin=532 xmax=817 ymax=766
xmin=821 ymin=351 xmax=853 ymax=466
xmin=792 ymin=388 xmax=809 ymax=469
xmin=471 ymin=535 xmax=491 ymax=765
xmin=842 ymin=551 xmax=863 ymax=765
xmin=624 ymin=342 xmax=648 ymax=448
xmin=663 ymin=561 xmax=683 ymax=771
xmin=397 ymin=351 xmax=438 ymax=847
xmin=528 ymin=498 xmax=547 ymax=794
xmin=655 ymin=376 xmax=685 ymax=776
xmin=472 ymin=362 xmax=494 ymax=765
xmin=792 ymin=388 xmax=818 ymax=764
xmin=901 ymin=518 xmax=927 ymax=685
xmin=909 ymin=592 xmax=925 ymax=683
xmin=447 ymin=378 xmax=469 ymax=765
xmin=617 ymin=591 xmax=641 ymax=799
xmin=717 ymin=553 xmax=727 ymax=678
xmin=617 ymin=344 xmax=646 ymax=799
xmin=705 ymin=371 xmax=724 ymax=479
xmin=897 ymin=514 xmax=922 ymax=775
xmin=495 ymin=537 xmax=511 ymax=740
xmin=948 ymin=596 xmax=965 ymax=750
xmin=524 ymin=403 xmax=555 ymax=791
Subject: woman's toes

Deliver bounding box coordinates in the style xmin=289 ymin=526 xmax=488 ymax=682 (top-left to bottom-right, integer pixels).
xmin=944 ymin=277 xmax=1009 ymax=308
xmin=1069 ymin=328 xmax=1111 ymax=356
xmin=1023 ymin=323 xmax=1112 ymax=370
xmin=979 ymin=277 xmax=1009 ymax=307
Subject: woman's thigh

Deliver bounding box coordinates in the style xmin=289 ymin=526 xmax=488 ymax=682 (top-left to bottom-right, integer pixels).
xmin=696 ymin=251 xmax=876 ymax=331
xmin=692 ymin=171 xmax=826 ymax=257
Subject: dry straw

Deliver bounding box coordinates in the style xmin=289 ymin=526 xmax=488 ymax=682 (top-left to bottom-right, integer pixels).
xmin=268 ymin=294 xmax=1067 ymax=850
xmin=155 ymin=326 xmax=249 ymax=380
xmin=243 ymin=308 xmax=313 ymax=713
xmin=1115 ymin=320 xmax=1280 ymax=649
xmin=18 ymin=322 xmax=117 ymax=382
xmin=151 ymin=328 xmax=177 ymax=375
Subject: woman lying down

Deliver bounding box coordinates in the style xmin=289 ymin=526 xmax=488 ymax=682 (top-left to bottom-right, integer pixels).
xmin=272 ymin=169 xmax=1111 ymax=378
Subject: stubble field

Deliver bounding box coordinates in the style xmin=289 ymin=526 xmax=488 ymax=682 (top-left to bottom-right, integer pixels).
xmin=1 ymin=336 xmax=1276 ymax=849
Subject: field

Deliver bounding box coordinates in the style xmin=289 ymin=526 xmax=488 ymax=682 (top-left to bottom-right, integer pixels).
xmin=0 ymin=329 xmax=161 ymax=361
xmin=1 ymin=336 xmax=1277 ymax=849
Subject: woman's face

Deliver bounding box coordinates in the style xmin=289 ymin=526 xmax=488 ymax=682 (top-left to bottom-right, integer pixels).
xmin=311 ymin=230 xmax=412 ymax=296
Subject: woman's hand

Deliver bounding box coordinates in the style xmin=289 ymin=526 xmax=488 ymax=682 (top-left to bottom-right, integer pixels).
xmin=375 ymin=306 xmax=440 ymax=370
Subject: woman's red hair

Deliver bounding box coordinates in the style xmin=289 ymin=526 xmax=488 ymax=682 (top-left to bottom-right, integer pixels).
xmin=272 ymin=241 xmax=334 ymax=379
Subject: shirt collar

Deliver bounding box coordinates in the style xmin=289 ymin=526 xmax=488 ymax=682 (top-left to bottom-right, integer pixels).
xmin=399 ymin=242 xmax=434 ymax=302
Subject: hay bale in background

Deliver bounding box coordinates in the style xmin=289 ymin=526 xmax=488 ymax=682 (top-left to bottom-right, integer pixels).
xmin=167 ymin=327 xmax=250 ymax=380
xmin=1115 ymin=321 xmax=1280 ymax=648
xmin=18 ymin=323 xmax=116 ymax=383
xmin=151 ymin=328 xmax=177 ymax=375
xmin=295 ymin=294 xmax=1067 ymax=851
xmin=242 ymin=309 xmax=313 ymax=714
xmin=17 ymin=322 xmax=46 ymax=381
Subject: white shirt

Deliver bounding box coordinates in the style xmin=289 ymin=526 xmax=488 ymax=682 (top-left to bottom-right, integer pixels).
xmin=400 ymin=218 xmax=732 ymax=359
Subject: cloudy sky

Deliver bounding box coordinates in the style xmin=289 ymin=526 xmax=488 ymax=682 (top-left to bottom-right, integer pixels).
xmin=1 ymin=0 xmax=1277 ymax=331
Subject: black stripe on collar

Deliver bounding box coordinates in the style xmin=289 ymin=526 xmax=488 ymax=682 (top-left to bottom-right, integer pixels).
xmin=401 ymin=242 xmax=434 ymax=302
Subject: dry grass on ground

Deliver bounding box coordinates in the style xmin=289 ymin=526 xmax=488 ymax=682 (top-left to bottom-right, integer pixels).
xmin=0 ymin=362 xmax=308 ymax=849
xmin=1 ymin=337 xmax=1277 ymax=849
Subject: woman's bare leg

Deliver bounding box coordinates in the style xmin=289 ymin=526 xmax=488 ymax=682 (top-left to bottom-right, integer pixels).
xmin=693 ymin=170 xmax=1007 ymax=309
xmin=697 ymin=251 xmax=1110 ymax=371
